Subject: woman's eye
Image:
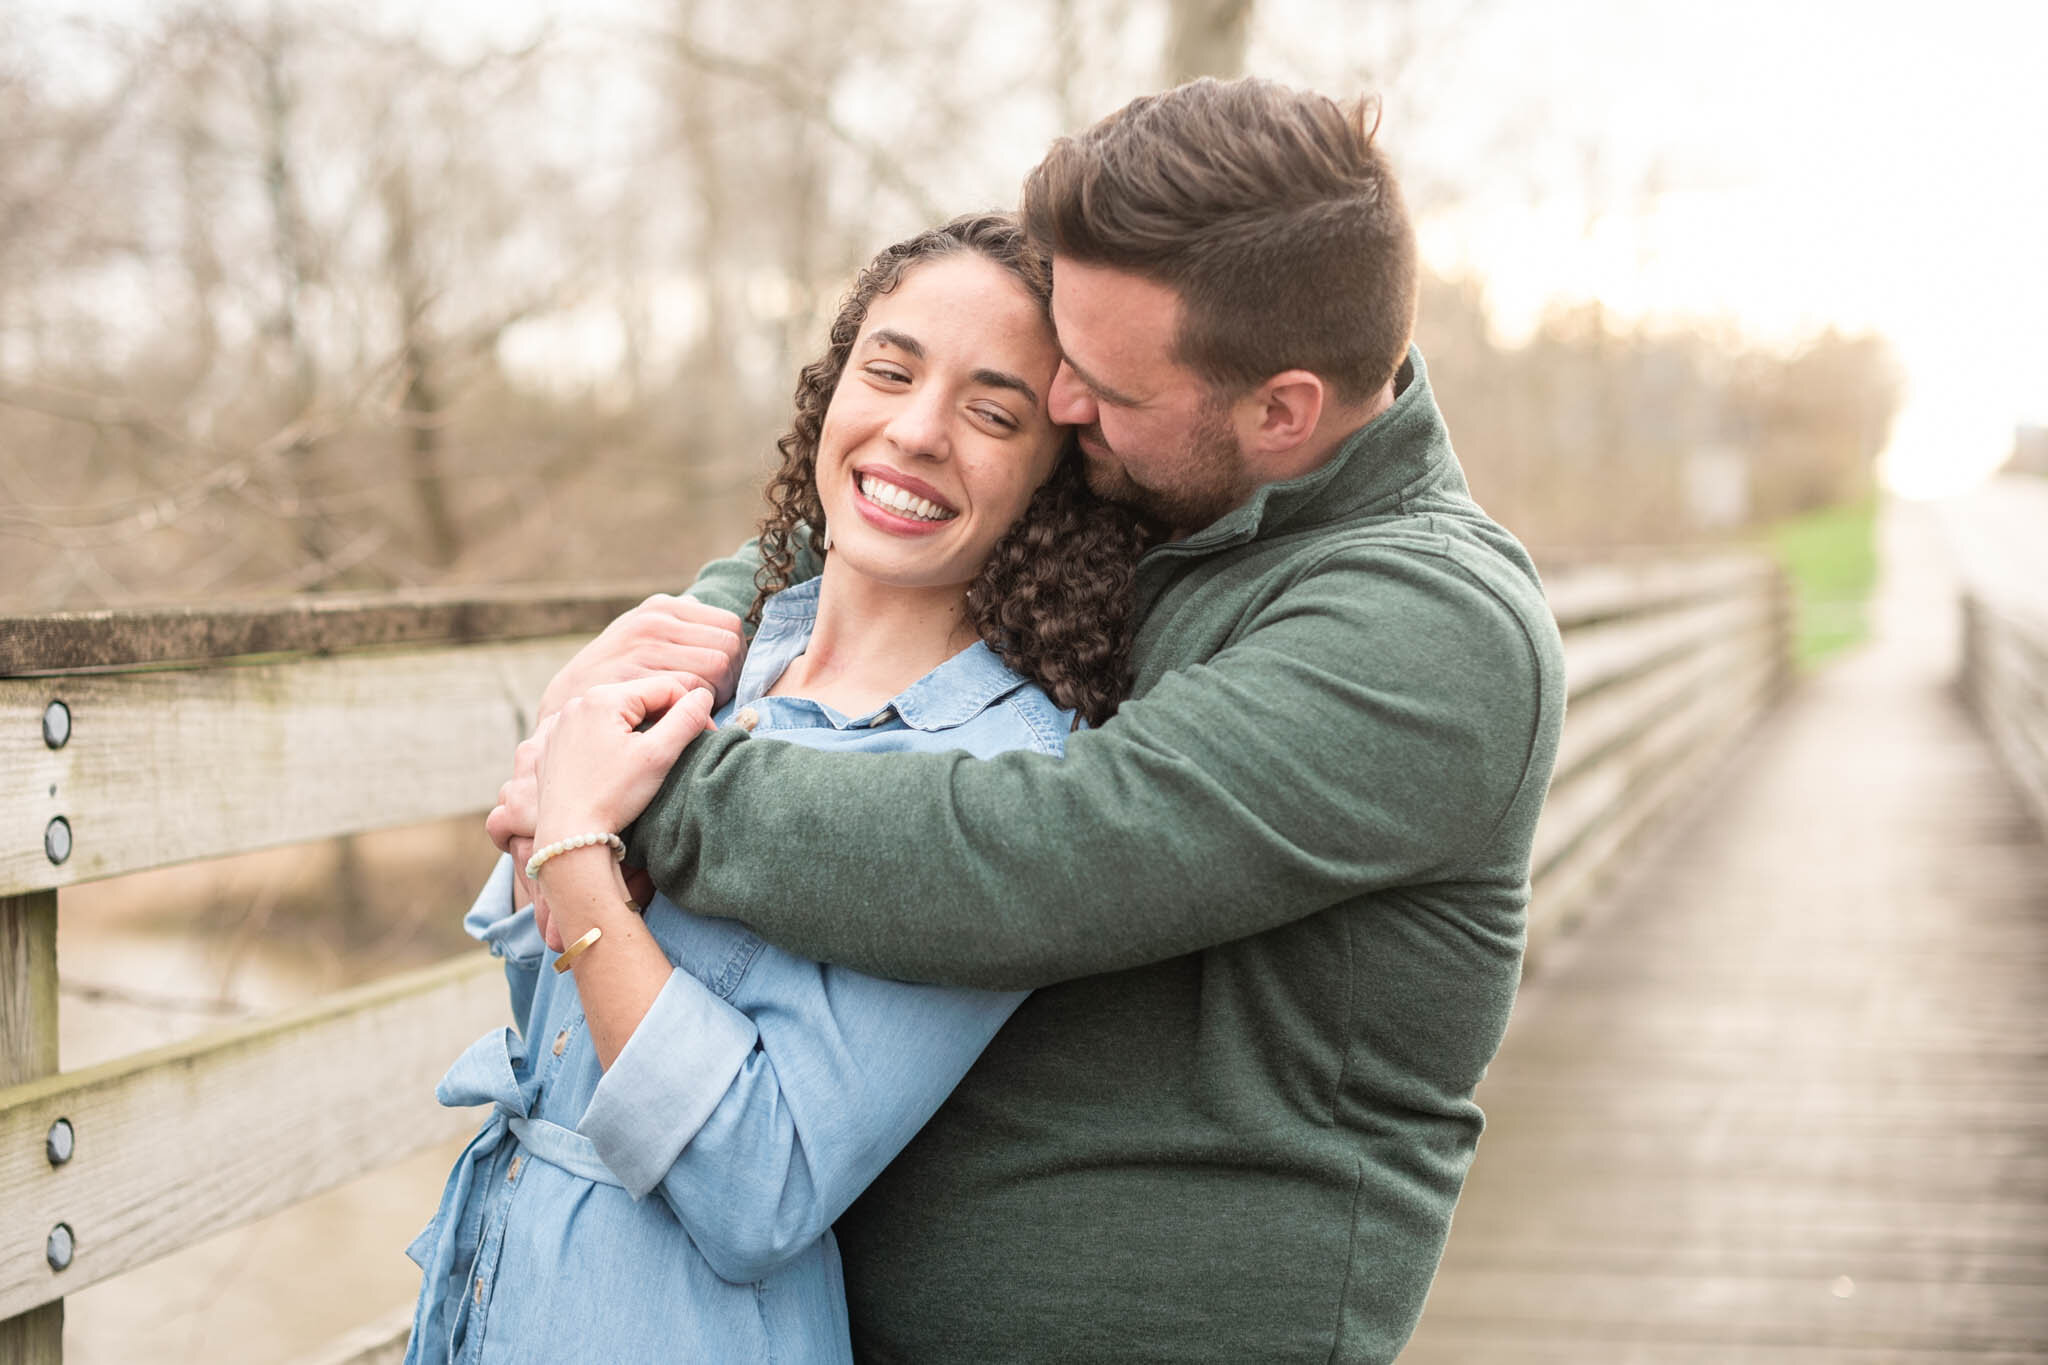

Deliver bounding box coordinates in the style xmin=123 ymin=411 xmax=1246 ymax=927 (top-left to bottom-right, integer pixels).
xmin=864 ymin=364 xmax=910 ymax=384
xmin=973 ymin=405 xmax=1019 ymax=432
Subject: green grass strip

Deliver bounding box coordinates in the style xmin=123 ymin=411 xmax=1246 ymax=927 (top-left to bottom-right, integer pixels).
xmin=1764 ymin=495 xmax=1879 ymax=671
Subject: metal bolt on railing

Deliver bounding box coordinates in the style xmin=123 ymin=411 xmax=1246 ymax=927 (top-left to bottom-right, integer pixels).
xmin=46 ymin=1223 xmax=74 ymax=1272
xmin=42 ymin=699 xmax=71 ymax=749
xmin=46 ymin=1118 xmax=74 ymax=1166
xmin=44 ymin=816 xmax=72 ymax=866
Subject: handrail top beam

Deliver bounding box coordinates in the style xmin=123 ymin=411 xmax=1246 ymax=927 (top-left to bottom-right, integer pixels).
xmin=0 ymin=581 xmax=677 ymax=677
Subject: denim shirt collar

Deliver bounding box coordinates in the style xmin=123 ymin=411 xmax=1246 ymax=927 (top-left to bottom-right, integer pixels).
xmin=733 ymin=577 xmax=1034 ymax=733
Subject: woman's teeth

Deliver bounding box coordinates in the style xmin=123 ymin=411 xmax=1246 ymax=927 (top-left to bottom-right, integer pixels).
xmin=859 ymin=474 xmax=956 ymax=522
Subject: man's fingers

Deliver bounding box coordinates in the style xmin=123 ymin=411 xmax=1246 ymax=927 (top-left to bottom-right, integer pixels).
xmin=644 ymin=685 xmax=716 ymax=754
xmin=588 ymin=671 xmax=694 ymax=725
xmin=647 ymin=593 xmax=744 ymax=636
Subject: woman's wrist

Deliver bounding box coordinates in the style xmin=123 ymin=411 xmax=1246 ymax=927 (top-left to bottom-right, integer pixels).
xmin=534 ymin=847 xmax=639 ymax=939
xmin=526 ymin=829 xmax=624 ymax=882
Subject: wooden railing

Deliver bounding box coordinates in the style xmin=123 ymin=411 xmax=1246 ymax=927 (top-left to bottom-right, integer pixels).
xmin=1962 ymin=592 xmax=2048 ymax=835
xmin=0 ymin=556 xmax=1790 ymax=1363
xmin=0 ymin=586 xmax=652 ymax=1364
xmin=1532 ymin=553 xmax=1791 ymax=951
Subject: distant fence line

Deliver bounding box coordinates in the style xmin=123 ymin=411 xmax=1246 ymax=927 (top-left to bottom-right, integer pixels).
xmin=1962 ymin=593 xmax=2048 ymax=835
xmin=0 ymin=556 xmax=1790 ymax=1364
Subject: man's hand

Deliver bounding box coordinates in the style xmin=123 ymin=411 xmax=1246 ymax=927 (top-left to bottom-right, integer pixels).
xmin=489 ymin=716 xmax=552 ymax=922
xmin=536 ymin=594 xmax=745 ymax=727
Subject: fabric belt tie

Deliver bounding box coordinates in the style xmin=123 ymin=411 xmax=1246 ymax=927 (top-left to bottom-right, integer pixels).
xmin=404 ymin=1026 xmax=625 ymax=1355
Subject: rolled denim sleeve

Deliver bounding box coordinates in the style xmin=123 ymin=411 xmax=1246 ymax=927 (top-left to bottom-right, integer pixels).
xmin=593 ymin=933 xmax=1024 ymax=1284
xmin=463 ymin=855 xmax=547 ymax=1031
xmin=578 ymin=967 xmax=761 ymax=1198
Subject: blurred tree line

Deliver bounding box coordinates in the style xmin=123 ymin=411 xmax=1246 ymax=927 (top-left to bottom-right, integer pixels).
xmin=0 ymin=0 xmax=1900 ymax=611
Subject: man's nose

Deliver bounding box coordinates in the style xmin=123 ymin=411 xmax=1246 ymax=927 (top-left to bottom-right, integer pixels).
xmin=1049 ymin=361 xmax=1096 ymax=427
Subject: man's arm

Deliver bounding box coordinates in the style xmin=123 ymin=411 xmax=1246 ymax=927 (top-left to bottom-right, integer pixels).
xmin=629 ymin=545 xmax=1561 ymax=990
xmin=670 ymin=532 xmax=825 ymax=627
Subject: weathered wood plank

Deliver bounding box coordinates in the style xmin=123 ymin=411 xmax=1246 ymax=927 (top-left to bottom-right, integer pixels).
xmin=1561 ymin=590 xmax=1772 ymax=703
xmin=1552 ymin=616 xmax=1776 ymax=787
xmin=1528 ymin=651 xmax=1776 ymax=956
xmin=1967 ymin=597 xmax=2048 ymax=834
xmin=0 ymin=953 xmax=505 ymax=1318
xmin=0 ymin=892 xmax=62 ymax=1361
xmin=1534 ymin=647 xmax=1777 ymax=886
xmin=0 ymin=583 xmax=669 ymax=677
xmin=0 ymin=1303 xmax=63 ymax=1365
xmin=0 ymin=893 xmax=58 ymax=1086
xmin=1414 ymin=1268 xmax=2048 ymax=1352
xmin=1544 ymin=555 xmax=1776 ymax=631
xmin=0 ymin=636 xmax=579 ymax=897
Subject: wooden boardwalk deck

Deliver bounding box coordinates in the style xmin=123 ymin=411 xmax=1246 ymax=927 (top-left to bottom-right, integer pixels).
xmin=1406 ymin=504 xmax=2048 ymax=1363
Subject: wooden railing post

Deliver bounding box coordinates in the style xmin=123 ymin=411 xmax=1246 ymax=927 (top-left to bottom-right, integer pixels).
xmin=0 ymin=889 xmax=62 ymax=1364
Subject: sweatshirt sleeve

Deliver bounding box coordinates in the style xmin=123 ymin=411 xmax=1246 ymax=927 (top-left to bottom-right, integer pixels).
xmin=626 ymin=546 xmax=1555 ymax=990
xmin=674 ymin=532 xmax=825 ymax=632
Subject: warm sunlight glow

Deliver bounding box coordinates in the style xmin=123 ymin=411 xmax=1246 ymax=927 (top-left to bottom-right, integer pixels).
xmin=1396 ymin=0 xmax=2048 ymax=497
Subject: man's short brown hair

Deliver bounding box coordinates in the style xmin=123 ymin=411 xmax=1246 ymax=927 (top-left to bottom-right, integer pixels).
xmin=1021 ymin=77 xmax=1417 ymax=406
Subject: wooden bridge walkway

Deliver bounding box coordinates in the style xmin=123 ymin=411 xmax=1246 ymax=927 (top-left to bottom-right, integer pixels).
xmin=1405 ymin=503 xmax=2048 ymax=1362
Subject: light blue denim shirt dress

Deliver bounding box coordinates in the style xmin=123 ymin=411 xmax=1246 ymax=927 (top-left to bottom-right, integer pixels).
xmin=404 ymin=578 xmax=1073 ymax=1364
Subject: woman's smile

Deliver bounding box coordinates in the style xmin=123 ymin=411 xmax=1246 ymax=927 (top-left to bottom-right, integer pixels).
xmin=854 ymin=468 xmax=958 ymax=527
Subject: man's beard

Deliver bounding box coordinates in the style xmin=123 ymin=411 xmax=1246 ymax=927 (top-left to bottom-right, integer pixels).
xmin=1080 ymin=396 xmax=1250 ymax=536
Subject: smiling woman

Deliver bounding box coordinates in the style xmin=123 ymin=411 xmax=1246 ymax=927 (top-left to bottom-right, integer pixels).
xmin=402 ymin=212 xmax=1149 ymax=1365
xmin=751 ymin=213 xmax=1150 ymax=729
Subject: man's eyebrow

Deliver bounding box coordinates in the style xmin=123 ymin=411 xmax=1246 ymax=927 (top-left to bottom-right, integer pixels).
xmin=1060 ymin=351 xmax=1140 ymax=407
xmin=864 ymin=328 xmax=924 ymax=358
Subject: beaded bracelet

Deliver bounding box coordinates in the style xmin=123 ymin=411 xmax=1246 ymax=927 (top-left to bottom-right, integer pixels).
xmin=526 ymin=831 xmax=626 ymax=883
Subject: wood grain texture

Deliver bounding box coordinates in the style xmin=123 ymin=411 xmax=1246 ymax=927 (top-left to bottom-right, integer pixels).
xmin=0 ymin=636 xmax=578 ymax=897
xmin=1545 ymin=555 xmax=1777 ymax=631
xmin=0 ymin=583 xmax=669 ymax=676
xmin=0 ymin=892 xmax=61 ymax=1362
xmin=0 ymin=893 xmax=57 ymax=1086
xmin=1965 ymin=595 xmax=2048 ymax=835
xmin=0 ymin=954 xmax=505 ymax=1318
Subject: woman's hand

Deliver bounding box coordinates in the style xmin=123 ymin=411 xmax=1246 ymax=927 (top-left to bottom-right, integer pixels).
xmin=534 ymin=674 xmax=717 ymax=847
xmin=537 ymin=595 xmax=745 ymax=725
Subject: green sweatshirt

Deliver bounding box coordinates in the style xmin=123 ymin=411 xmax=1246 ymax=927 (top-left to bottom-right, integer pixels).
xmin=631 ymin=348 xmax=1566 ymax=1364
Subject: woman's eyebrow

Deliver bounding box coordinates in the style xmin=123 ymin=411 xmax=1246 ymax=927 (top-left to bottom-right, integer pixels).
xmin=865 ymin=328 xmax=1038 ymax=407
xmin=971 ymin=369 xmax=1039 ymax=406
xmin=865 ymin=328 xmax=924 ymax=357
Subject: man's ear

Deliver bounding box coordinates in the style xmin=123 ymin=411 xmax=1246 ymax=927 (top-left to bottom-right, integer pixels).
xmin=1236 ymin=370 xmax=1326 ymax=458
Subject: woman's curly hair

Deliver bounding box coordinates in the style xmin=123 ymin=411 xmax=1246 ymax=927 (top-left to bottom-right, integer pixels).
xmin=749 ymin=211 xmax=1150 ymax=725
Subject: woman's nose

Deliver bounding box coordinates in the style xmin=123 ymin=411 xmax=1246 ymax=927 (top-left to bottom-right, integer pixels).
xmin=1049 ymin=361 xmax=1095 ymax=426
xmin=885 ymin=387 xmax=952 ymax=459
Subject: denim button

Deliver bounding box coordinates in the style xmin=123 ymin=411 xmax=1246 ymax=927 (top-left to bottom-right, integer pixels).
xmin=507 ymin=1155 xmax=523 ymax=1183
xmin=731 ymin=707 xmax=760 ymax=732
xmin=552 ymin=1029 xmax=569 ymax=1057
